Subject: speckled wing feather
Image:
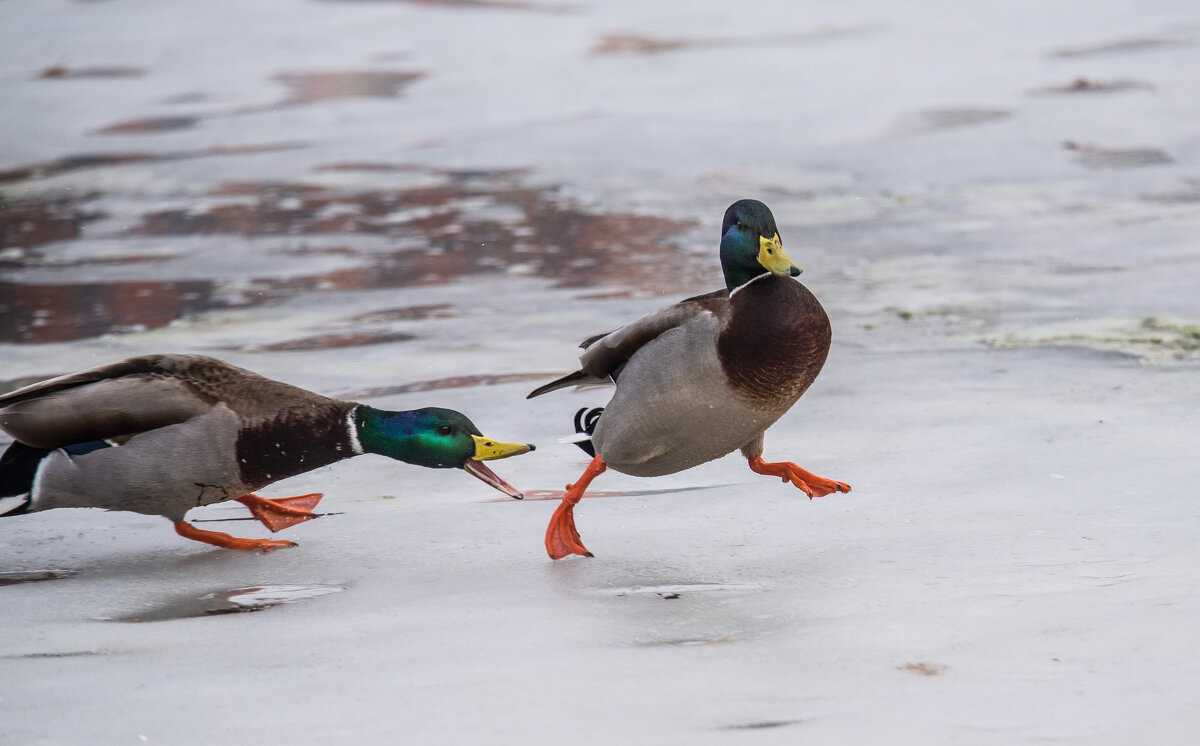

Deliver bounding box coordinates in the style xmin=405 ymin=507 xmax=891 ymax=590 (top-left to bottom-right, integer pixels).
xmin=0 ymin=354 xmax=340 ymax=450
xmin=527 ymin=289 xmax=730 ymax=398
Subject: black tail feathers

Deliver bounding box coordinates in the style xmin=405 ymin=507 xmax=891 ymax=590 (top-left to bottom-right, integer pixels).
xmin=572 ymin=407 xmax=604 ymax=457
xmin=0 ymin=441 xmax=50 ymax=516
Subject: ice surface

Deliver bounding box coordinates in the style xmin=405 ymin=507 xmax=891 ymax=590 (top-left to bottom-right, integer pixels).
xmin=2 ymin=0 xmax=1200 ymax=743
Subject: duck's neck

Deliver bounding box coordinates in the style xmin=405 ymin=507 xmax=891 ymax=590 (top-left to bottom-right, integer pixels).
xmin=727 ymin=271 xmax=772 ymax=298
xmin=352 ymin=405 xmax=412 ymax=462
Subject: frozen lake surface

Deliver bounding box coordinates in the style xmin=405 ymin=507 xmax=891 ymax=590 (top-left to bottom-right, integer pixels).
xmin=2 ymin=0 xmax=1199 ymax=743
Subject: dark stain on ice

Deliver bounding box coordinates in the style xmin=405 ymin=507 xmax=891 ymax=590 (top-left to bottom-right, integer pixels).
xmin=128 ymin=173 xmax=701 ymax=291
xmin=723 ymin=720 xmax=805 ymax=730
xmin=38 ymin=65 xmax=146 ymax=79
xmin=1032 ymin=77 xmax=1155 ymax=95
xmin=592 ymin=26 xmax=878 ymax=55
xmin=345 ymin=372 xmax=556 ymax=400
xmin=0 ymin=194 xmax=104 ymax=248
xmin=636 ymin=635 xmax=733 ymax=647
xmin=0 ymin=569 xmax=78 ymax=586
xmin=239 ymin=330 xmax=418 ymax=352
xmin=116 ymin=584 xmax=345 ymax=622
xmin=1140 ymin=188 xmax=1200 ymax=204
xmin=352 ymin=303 xmax=455 ymax=323
xmin=315 ymin=0 xmax=572 ymax=12
xmin=897 ymin=661 xmax=946 ymax=676
xmin=895 ymin=108 xmax=1011 ymax=134
xmin=94 ymin=116 xmax=201 ymax=135
xmin=91 ymin=70 xmax=426 ymax=134
xmin=1051 ymin=36 xmax=1193 ymax=58
xmin=0 ymin=142 xmax=304 ymax=184
xmin=1063 ymin=141 xmax=1173 ymax=168
xmin=2 ymin=167 xmax=701 ymax=343
xmin=0 ymin=279 xmax=217 ymax=344
xmin=2 ymin=650 xmax=105 ymax=659
xmin=272 ymin=70 xmax=426 ymax=106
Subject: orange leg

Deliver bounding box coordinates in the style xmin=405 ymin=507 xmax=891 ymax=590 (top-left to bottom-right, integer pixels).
xmin=236 ymin=493 xmax=323 ymax=533
xmin=747 ymin=455 xmax=850 ymax=499
xmin=546 ymin=455 xmax=606 ymax=560
xmin=174 ymin=520 xmax=296 ymax=551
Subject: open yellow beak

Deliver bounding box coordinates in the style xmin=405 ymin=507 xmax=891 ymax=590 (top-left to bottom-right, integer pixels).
xmin=758 ymin=234 xmax=802 ymax=277
xmin=471 ymin=435 xmax=534 ymax=461
xmin=463 ymin=435 xmax=535 ymax=499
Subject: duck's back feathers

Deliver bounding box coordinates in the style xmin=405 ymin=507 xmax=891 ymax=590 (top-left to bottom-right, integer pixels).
xmin=527 ymin=290 xmax=732 ymax=401
xmin=0 ymin=354 xmax=344 ymax=450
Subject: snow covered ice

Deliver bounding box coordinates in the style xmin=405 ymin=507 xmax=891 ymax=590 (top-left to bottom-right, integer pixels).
xmin=2 ymin=0 xmax=1199 ymax=743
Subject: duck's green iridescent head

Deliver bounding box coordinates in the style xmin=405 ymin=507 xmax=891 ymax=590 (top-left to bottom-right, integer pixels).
xmin=719 ymin=199 xmax=801 ymax=291
xmin=353 ymin=406 xmax=533 ymax=498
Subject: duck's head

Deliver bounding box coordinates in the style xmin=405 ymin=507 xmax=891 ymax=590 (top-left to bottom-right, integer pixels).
xmin=719 ymin=199 xmax=801 ymax=291
xmin=354 ymin=406 xmax=534 ymax=499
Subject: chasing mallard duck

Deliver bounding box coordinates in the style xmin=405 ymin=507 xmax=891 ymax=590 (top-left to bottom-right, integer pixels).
xmin=528 ymin=199 xmax=849 ymax=559
xmin=0 ymin=354 xmax=533 ymax=551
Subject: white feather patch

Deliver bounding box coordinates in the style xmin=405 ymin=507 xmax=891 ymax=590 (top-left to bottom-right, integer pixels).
xmin=0 ymin=494 xmax=30 ymax=516
xmin=345 ymin=406 xmax=364 ymax=455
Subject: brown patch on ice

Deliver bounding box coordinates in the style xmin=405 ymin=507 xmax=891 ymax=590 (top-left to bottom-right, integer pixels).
xmin=273 ymin=70 xmax=426 ymax=106
xmin=0 ymin=279 xmax=217 ymax=343
xmin=244 ymin=330 xmax=418 ymax=352
xmin=94 ymin=116 xmax=200 ymax=135
xmin=0 ymin=195 xmax=104 ymax=248
xmin=344 ymin=372 xmax=557 ymax=399
xmin=1063 ymin=141 xmax=1173 ymax=168
xmin=592 ymin=26 xmax=878 ymax=55
xmin=4 ymin=168 xmax=703 ymax=344
xmin=129 ymin=170 xmax=704 ymax=291
xmin=897 ymin=662 xmax=946 ymax=676
xmin=38 ymin=65 xmax=146 ymax=79
xmin=593 ymin=34 xmax=687 ymax=55
xmin=352 ymin=303 xmax=455 ymax=322
xmin=0 ymin=142 xmax=304 ymax=184
xmin=1051 ymin=36 xmax=1193 ymax=58
xmin=1032 ymin=77 xmax=1155 ymax=95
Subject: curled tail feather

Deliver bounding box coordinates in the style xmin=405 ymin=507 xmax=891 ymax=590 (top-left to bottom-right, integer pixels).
xmin=571 ymin=407 xmax=604 ymax=457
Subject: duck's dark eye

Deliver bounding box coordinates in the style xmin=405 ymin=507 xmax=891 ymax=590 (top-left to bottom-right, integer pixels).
xmin=736 ymin=221 xmax=746 ymax=230
xmin=436 ymin=425 xmax=453 ymax=436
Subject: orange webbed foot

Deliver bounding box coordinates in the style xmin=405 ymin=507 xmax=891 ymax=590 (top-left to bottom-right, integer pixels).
xmin=545 ymin=455 xmax=606 ymax=560
xmin=546 ymin=499 xmax=593 ymax=560
xmin=747 ymin=455 xmax=851 ymax=499
xmin=237 ymin=493 xmax=323 ymax=532
xmin=174 ymin=520 xmax=297 ymax=551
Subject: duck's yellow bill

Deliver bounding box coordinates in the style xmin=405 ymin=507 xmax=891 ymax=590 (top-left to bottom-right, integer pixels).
xmin=471 ymin=435 xmax=534 ymax=461
xmin=758 ymin=234 xmax=802 ymax=277
xmin=463 ymin=435 xmax=535 ymax=500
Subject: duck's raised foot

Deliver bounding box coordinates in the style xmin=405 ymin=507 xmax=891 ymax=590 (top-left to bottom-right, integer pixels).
xmin=545 ymin=455 xmax=606 ymax=559
xmin=237 ymin=493 xmax=323 ymax=532
xmin=747 ymin=455 xmax=850 ymax=499
xmin=174 ymin=520 xmax=297 ymax=551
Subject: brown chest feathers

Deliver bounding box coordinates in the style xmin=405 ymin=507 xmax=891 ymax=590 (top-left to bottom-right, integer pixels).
xmin=716 ymin=275 xmax=831 ymax=411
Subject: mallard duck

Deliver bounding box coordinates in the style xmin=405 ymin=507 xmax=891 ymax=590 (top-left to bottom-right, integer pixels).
xmin=528 ymin=199 xmax=849 ymax=559
xmin=0 ymin=354 xmax=533 ymax=551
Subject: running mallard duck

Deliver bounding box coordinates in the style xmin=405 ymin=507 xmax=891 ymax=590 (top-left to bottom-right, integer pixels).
xmin=0 ymin=354 xmax=533 ymax=551
xmin=528 ymin=199 xmax=849 ymax=559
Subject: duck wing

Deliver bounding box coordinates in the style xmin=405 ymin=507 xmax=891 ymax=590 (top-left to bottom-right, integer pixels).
xmin=527 ymin=289 xmax=729 ymax=398
xmin=0 ymin=354 xmax=233 ymax=449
